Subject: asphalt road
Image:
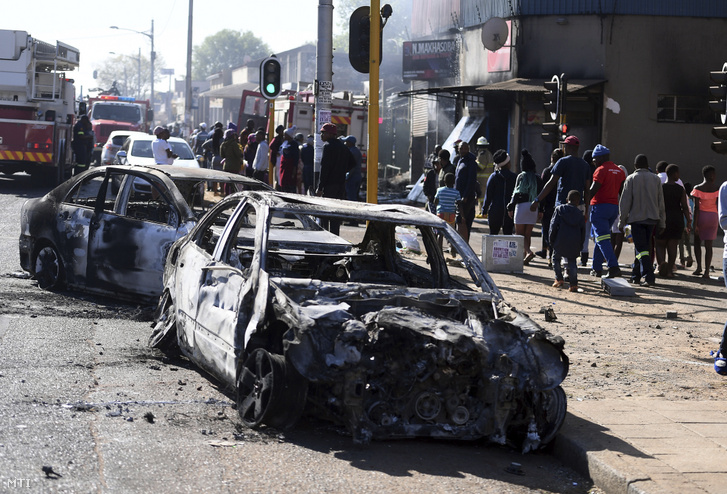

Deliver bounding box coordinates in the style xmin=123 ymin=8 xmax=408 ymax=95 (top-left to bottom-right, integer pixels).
xmin=0 ymin=172 xmax=596 ymax=493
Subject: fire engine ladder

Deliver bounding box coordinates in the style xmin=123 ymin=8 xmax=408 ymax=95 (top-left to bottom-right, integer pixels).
xmin=30 ymin=39 xmax=79 ymax=102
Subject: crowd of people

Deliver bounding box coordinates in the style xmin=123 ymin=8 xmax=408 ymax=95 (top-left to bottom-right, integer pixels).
xmin=422 ymin=134 xmax=725 ymax=293
xmin=182 ymin=120 xmax=363 ymax=202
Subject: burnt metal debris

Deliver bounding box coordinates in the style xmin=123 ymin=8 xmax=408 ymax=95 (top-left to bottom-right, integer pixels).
xmin=150 ymin=191 xmax=569 ymax=452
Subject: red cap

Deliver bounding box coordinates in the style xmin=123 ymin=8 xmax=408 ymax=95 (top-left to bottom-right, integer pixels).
xmin=319 ymin=123 xmax=337 ymax=134
xmin=563 ymin=135 xmax=580 ymax=146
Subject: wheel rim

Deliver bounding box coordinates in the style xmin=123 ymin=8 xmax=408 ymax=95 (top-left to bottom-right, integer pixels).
xmin=237 ymin=349 xmax=279 ymax=427
xmin=35 ymin=246 xmax=61 ymax=290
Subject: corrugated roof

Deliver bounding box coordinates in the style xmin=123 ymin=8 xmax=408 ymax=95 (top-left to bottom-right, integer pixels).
xmin=201 ymin=82 xmax=259 ymax=99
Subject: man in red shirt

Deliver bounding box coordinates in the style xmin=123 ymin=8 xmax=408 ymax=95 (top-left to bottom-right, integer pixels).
xmin=589 ymin=144 xmax=626 ymax=278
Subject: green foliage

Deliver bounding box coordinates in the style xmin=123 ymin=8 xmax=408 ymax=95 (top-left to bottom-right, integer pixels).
xmin=192 ymin=29 xmax=270 ymax=79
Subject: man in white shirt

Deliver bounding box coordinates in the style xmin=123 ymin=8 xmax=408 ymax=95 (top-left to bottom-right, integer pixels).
xmin=251 ymin=130 xmax=269 ymax=184
xmin=152 ymin=126 xmax=178 ymax=165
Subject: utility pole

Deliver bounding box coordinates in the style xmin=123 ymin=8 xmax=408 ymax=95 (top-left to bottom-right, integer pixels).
xmin=314 ymin=0 xmax=334 ymax=189
xmin=185 ymin=0 xmax=193 ymax=131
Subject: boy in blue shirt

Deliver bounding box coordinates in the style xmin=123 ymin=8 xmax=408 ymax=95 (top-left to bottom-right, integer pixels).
xmin=433 ymin=173 xmax=461 ymax=252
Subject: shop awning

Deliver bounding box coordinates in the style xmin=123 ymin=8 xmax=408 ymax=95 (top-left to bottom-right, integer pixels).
xmin=475 ymin=78 xmax=606 ymax=93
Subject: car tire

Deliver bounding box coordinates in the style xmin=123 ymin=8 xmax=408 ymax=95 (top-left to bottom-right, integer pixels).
xmin=149 ymin=291 xmax=179 ymax=354
xmin=34 ymin=244 xmax=65 ymax=291
xmin=536 ymin=385 xmax=568 ymax=447
xmin=236 ymin=348 xmax=307 ymax=429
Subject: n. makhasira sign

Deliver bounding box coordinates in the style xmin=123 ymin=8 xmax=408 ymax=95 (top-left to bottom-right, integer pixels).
xmin=402 ymin=40 xmax=458 ymax=81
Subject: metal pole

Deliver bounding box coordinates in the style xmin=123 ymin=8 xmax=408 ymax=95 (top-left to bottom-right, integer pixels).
xmin=367 ymin=0 xmax=381 ymax=204
xmin=150 ymin=19 xmax=155 ymax=124
xmin=137 ymin=48 xmax=141 ymax=100
xmin=314 ymin=0 xmax=334 ymax=189
xmin=185 ymin=0 xmax=193 ymax=130
xmin=268 ymin=99 xmax=276 ymax=187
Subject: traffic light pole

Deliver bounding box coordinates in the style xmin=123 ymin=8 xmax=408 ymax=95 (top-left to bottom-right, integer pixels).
xmin=366 ymin=0 xmax=381 ymax=204
xmin=314 ymin=0 xmax=334 ymax=189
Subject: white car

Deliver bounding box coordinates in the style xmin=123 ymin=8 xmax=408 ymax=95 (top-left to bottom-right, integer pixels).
xmin=115 ymin=133 xmax=202 ymax=168
xmin=99 ymin=130 xmax=145 ymax=166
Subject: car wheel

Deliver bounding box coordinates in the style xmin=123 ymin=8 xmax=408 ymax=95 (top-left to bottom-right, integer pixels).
xmin=148 ymin=291 xmax=179 ymax=354
xmin=537 ymin=385 xmax=568 ymax=446
xmin=236 ymin=348 xmax=307 ymax=429
xmin=34 ymin=244 xmax=65 ymax=291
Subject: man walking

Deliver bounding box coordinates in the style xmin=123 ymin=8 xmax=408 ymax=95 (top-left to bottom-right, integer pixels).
xmin=251 ymin=130 xmax=269 ymax=184
xmin=618 ymin=154 xmax=665 ymax=286
xmin=482 ymin=150 xmax=516 ymax=235
xmin=588 ymin=144 xmax=626 ymax=278
xmin=316 ymin=123 xmax=355 ymax=234
xmin=454 ymin=141 xmax=478 ymax=244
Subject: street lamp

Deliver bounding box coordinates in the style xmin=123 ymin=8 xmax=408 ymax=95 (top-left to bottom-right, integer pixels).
xmin=110 ymin=20 xmax=154 ymax=121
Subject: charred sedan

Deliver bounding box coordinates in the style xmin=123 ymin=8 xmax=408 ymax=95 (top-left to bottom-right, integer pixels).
xmin=151 ymin=191 xmax=569 ymax=451
xmin=19 ymin=165 xmax=269 ymax=301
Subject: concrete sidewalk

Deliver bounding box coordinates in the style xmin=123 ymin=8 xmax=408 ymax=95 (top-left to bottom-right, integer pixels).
xmin=554 ymin=398 xmax=727 ymax=493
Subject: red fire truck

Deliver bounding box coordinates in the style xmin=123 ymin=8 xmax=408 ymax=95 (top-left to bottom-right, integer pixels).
xmin=85 ymin=95 xmax=152 ymax=165
xmin=0 ymin=30 xmax=79 ymax=185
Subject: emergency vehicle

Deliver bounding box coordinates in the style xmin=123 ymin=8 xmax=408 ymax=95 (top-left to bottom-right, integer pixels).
xmin=85 ymin=95 xmax=152 ymax=165
xmin=273 ymin=91 xmax=369 ymax=178
xmin=0 ymin=30 xmax=79 ymax=185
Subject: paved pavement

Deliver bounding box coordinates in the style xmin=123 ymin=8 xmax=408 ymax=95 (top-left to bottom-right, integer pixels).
xmin=554 ymin=399 xmax=727 ymax=494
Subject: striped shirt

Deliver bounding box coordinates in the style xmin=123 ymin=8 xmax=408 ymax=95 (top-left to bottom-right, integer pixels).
xmin=435 ymin=186 xmax=461 ymax=214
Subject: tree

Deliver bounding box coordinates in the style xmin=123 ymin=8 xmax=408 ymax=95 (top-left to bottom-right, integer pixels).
xmin=193 ymin=30 xmax=270 ymax=79
xmin=95 ymin=53 xmax=164 ymax=100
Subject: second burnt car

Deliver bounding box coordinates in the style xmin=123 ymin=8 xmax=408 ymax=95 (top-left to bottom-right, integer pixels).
xmin=151 ymin=191 xmax=570 ymax=451
xmin=19 ymin=165 xmax=270 ymax=301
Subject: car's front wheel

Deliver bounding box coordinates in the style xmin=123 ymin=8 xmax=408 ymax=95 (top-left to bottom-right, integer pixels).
xmin=34 ymin=244 xmax=65 ymax=291
xmin=149 ymin=291 xmax=179 ymax=354
xmin=236 ymin=348 xmax=307 ymax=429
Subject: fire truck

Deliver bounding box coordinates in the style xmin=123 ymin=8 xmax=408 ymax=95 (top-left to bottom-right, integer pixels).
xmin=272 ymin=91 xmax=369 ymax=179
xmin=85 ymin=94 xmax=152 ymax=165
xmin=0 ymin=30 xmax=79 ymax=185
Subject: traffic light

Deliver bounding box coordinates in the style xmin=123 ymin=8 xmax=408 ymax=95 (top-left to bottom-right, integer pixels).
xmin=350 ymin=7 xmax=372 ymax=73
xmin=710 ymin=63 xmax=727 ymax=153
xmin=543 ymin=75 xmax=560 ymax=120
xmin=542 ymin=122 xmax=559 ymax=143
xmin=260 ymin=56 xmax=281 ymax=100
xmin=559 ymin=123 xmax=569 ymax=140
xmin=349 ymin=6 xmax=385 ymax=74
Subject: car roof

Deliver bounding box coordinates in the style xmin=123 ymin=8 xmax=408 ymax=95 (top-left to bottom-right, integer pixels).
xmin=108 ymin=130 xmax=145 ymax=138
xmin=127 ymin=134 xmax=189 ymax=145
xmin=104 ymin=164 xmax=272 ymax=188
xmin=237 ymin=191 xmax=445 ymax=225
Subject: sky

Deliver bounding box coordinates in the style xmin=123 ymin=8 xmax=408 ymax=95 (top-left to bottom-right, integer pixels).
xmin=3 ymin=0 xmax=328 ymax=95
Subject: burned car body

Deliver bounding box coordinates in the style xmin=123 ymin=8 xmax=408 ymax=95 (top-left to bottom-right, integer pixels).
xmin=19 ymin=165 xmax=269 ymax=301
xmin=151 ymin=191 xmax=569 ymax=451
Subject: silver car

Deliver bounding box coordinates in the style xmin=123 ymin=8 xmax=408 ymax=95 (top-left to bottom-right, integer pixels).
xmin=151 ymin=191 xmax=569 ymax=451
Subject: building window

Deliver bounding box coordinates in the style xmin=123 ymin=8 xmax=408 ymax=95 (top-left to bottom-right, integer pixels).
xmin=657 ymin=95 xmax=710 ymax=123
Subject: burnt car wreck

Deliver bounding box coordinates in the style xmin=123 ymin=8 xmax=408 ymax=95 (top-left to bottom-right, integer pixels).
xmin=18 ymin=165 xmax=269 ymax=301
xmin=151 ymin=191 xmax=569 ymax=451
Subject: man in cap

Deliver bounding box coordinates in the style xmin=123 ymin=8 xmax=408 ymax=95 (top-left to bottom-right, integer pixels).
xmin=279 ymin=126 xmax=300 ymax=193
xmin=532 ymin=135 xmax=591 ymax=211
xmin=619 ymin=154 xmax=665 ymax=286
xmin=588 ymin=144 xmax=626 ymax=278
xmin=316 ymin=123 xmax=355 ymax=234
xmin=475 ymin=136 xmax=494 ymax=216
xmin=482 ymin=150 xmax=516 ymax=235
xmin=152 ymin=126 xmax=178 ymax=165
xmin=344 ymin=136 xmax=362 ymax=202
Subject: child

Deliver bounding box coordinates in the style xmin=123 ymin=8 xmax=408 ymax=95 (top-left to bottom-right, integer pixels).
xmin=549 ymin=189 xmax=586 ymax=292
xmin=433 ymin=173 xmax=461 ymax=251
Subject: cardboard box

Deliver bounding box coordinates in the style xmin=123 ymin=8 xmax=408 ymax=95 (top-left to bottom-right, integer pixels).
xmin=481 ymin=235 xmax=524 ymax=273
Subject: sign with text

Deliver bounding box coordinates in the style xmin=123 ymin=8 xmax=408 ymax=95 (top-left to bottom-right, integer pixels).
xmin=402 ymin=40 xmax=458 ymax=81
